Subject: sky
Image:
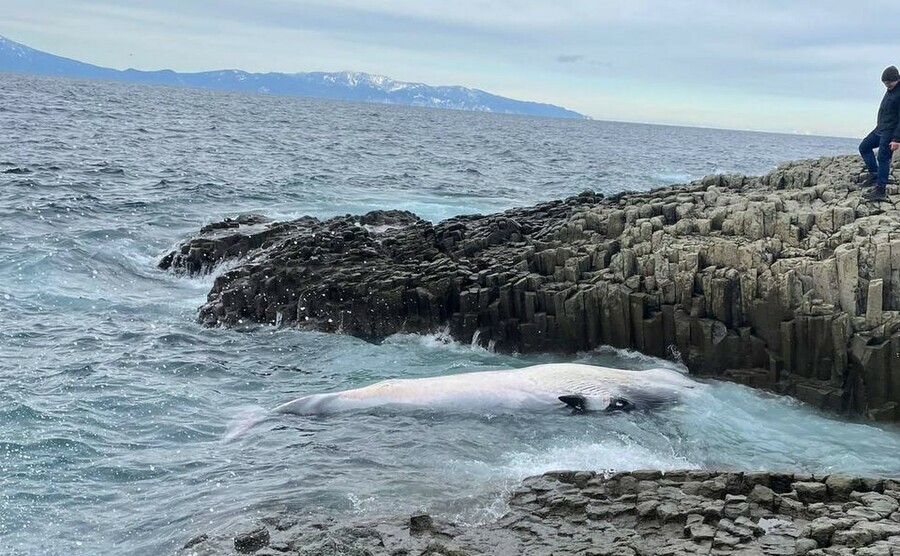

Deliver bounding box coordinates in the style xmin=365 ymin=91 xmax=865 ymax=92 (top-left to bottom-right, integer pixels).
xmin=2 ymin=0 xmax=899 ymax=137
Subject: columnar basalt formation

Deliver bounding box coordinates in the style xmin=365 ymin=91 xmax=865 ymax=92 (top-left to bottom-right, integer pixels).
xmin=180 ymin=470 xmax=900 ymax=555
xmin=161 ymin=155 xmax=900 ymax=421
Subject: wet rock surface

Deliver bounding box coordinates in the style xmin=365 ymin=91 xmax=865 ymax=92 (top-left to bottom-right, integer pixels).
xmin=161 ymin=155 xmax=900 ymax=420
xmin=179 ymin=470 xmax=900 ymax=556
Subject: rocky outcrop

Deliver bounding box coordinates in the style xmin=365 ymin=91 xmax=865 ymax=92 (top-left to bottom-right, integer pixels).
xmin=161 ymin=154 xmax=900 ymax=421
xmin=179 ymin=469 xmax=900 ymax=555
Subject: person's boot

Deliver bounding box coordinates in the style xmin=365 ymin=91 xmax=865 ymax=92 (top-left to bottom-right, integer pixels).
xmin=866 ymin=186 xmax=887 ymax=201
xmin=859 ymin=172 xmax=877 ymax=186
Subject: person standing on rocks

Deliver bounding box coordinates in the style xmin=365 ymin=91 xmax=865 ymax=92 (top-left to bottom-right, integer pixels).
xmin=858 ymin=65 xmax=900 ymax=201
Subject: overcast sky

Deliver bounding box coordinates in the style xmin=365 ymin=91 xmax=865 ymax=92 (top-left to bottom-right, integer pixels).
xmin=3 ymin=0 xmax=899 ymax=137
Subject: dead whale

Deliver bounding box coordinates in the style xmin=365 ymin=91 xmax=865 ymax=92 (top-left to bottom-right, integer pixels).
xmin=273 ymin=363 xmax=698 ymax=415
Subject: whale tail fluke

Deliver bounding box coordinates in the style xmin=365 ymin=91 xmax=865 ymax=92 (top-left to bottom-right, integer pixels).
xmin=222 ymin=407 xmax=271 ymax=442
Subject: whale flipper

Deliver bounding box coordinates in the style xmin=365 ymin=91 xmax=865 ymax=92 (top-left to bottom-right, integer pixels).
xmin=558 ymin=394 xmax=587 ymax=411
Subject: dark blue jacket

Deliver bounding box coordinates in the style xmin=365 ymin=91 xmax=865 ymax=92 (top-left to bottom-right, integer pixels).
xmin=876 ymin=85 xmax=900 ymax=140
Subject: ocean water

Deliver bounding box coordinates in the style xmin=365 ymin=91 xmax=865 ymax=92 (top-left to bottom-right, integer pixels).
xmin=1 ymin=72 xmax=898 ymax=555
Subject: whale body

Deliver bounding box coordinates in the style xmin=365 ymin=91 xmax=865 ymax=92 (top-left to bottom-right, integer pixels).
xmin=273 ymin=363 xmax=698 ymax=416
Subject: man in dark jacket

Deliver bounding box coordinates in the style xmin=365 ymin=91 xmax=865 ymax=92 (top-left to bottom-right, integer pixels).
xmin=859 ymin=65 xmax=900 ymax=201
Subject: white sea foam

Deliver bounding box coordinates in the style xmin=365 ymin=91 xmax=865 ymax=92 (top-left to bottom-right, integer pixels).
xmin=496 ymin=438 xmax=698 ymax=480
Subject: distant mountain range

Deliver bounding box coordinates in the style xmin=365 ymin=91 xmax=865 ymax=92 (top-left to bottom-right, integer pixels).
xmin=0 ymin=35 xmax=585 ymax=119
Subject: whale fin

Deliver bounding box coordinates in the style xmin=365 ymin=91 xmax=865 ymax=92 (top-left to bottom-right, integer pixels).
xmin=558 ymin=394 xmax=587 ymax=412
xmin=222 ymin=408 xmax=270 ymax=442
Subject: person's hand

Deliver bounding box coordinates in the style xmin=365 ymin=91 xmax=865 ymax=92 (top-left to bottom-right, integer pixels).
xmin=892 ymin=141 xmax=900 ymax=151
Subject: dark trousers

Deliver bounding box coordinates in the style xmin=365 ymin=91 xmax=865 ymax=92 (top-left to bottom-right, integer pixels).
xmin=859 ymin=130 xmax=894 ymax=188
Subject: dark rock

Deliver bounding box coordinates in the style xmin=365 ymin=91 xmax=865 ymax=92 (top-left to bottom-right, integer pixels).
xmin=795 ymin=482 xmax=828 ymax=503
xmin=795 ymin=538 xmax=818 ymax=555
xmin=409 ymin=514 xmax=435 ymax=535
xmin=803 ymin=517 xmax=837 ymax=546
xmin=183 ymin=534 xmax=208 ymax=549
xmin=826 ymin=475 xmax=861 ymax=500
xmin=749 ymin=484 xmax=777 ymax=509
xmin=234 ymin=526 xmax=270 ymax=553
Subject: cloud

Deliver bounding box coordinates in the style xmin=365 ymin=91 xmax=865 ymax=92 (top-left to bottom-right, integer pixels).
xmin=3 ymin=0 xmax=899 ymax=135
xmin=556 ymin=54 xmax=584 ymax=64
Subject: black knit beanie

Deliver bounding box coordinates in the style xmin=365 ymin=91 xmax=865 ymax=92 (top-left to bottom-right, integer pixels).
xmin=883 ymin=66 xmax=900 ymax=82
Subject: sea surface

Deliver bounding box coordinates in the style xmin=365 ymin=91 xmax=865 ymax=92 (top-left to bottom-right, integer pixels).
xmin=2 ymin=72 xmax=898 ymax=556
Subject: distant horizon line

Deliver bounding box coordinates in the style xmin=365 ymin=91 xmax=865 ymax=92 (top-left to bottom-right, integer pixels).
xmin=0 ymin=33 xmax=858 ymax=140
xmin=592 ymin=116 xmax=857 ymax=141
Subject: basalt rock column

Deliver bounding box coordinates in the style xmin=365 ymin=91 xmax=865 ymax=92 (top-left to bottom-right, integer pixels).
xmin=162 ymin=155 xmax=900 ymax=421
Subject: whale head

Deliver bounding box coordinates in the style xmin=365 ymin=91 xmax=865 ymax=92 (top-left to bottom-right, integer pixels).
xmin=557 ymin=367 xmax=694 ymax=412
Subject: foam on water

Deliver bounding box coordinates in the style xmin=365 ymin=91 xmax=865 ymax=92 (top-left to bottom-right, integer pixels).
xmin=496 ymin=436 xmax=697 ymax=480
xmin=1 ymin=72 xmax=896 ymax=556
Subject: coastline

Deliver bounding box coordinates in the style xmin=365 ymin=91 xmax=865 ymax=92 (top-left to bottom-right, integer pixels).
xmin=160 ymin=154 xmax=900 ymax=554
xmin=162 ymin=153 xmax=900 ymax=422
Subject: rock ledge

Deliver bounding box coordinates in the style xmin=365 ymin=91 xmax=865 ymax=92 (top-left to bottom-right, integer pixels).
xmin=180 ymin=469 xmax=900 ymax=556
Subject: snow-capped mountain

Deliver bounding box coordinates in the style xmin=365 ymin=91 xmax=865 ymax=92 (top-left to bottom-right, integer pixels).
xmin=0 ymin=36 xmax=585 ymax=119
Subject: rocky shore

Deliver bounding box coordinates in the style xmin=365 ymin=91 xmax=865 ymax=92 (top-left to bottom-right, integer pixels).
xmin=161 ymin=154 xmax=900 ymax=422
xmin=179 ymin=469 xmax=900 ymax=555
xmin=164 ymin=156 xmax=900 ymax=555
